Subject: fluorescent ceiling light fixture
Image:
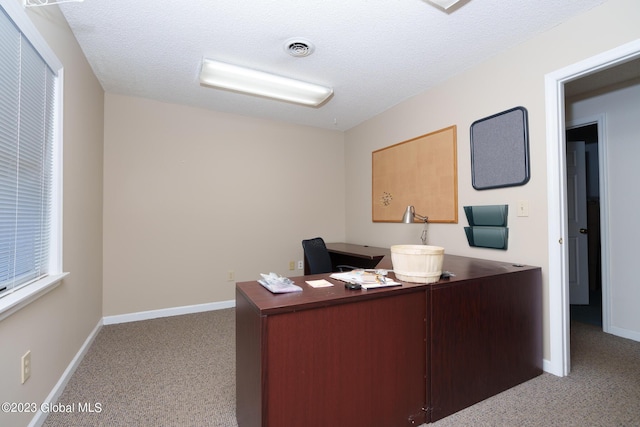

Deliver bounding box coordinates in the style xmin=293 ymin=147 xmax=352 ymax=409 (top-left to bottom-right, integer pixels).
xmin=24 ymin=0 xmax=84 ymax=6
xmin=199 ymin=58 xmax=333 ymax=107
xmin=426 ymin=0 xmax=462 ymax=10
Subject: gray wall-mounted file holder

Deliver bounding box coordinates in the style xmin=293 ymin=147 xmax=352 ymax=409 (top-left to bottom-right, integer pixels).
xmin=464 ymin=205 xmax=509 ymax=250
xmin=464 ymin=205 xmax=508 ymax=227
xmin=464 ymin=227 xmax=509 ymax=250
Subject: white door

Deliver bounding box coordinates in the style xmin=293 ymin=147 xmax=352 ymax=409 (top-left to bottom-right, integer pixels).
xmin=567 ymin=140 xmax=589 ymax=305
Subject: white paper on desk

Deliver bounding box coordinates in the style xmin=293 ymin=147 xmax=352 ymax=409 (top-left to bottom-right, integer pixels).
xmin=360 ymin=281 xmax=402 ymax=290
xmin=306 ymin=279 xmax=334 ymax=288
xmin=330 ymin=271 xmax=401 ymax=289
xmin=330 ymin=270 xmax=375 ymax=284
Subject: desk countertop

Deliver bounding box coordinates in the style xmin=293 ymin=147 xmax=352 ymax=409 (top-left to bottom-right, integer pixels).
xmin=325 ymin=242 xmax=390 ymax=259
xmin=237 ymin=254 xmax=539 ymax=315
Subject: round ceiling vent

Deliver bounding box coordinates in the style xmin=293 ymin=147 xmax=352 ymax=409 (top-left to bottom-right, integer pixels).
xmin=284 ymin=38 xmax=315 ymax=57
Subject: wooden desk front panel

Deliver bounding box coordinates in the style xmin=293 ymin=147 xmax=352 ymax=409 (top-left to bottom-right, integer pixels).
xmin=235 ymin=288 xmax=264 ymax=427
xmin=263 ymin=291 xmax=428 ymax=427
xmin=428 ymin=268 xmax=543 ymax=421
xmin=236 ymin=255 xmax=542 ymax=426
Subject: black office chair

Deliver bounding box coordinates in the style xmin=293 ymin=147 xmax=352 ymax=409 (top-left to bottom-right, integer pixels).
xmin=302 ymin=237 xmax=355 ymax=274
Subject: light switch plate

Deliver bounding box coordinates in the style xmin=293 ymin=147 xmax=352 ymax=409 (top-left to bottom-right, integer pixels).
xmin=517 ymin=200 xmax=529 ymax=217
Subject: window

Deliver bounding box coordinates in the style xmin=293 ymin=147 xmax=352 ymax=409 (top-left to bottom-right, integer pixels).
xmin=0 ymin=1 xmax=66 ymax=320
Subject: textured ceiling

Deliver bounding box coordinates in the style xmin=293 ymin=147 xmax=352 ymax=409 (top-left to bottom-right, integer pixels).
xmin=59 ymin=0 xmax=607 ymax=131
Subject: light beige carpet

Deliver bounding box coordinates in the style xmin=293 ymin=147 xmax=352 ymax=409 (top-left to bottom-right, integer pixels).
xmin=44 ymin=309 xmax=236 ymax=427
xmin=43 ymin=309 xmax=640 ymax=427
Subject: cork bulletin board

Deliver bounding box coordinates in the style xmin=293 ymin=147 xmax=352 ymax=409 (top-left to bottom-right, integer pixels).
xmin=372 ymin=126 xmax=458 ymax=223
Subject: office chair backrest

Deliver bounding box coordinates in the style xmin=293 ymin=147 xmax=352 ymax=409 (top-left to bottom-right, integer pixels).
xmin=302 ymin=237 xmax=333 ymax=275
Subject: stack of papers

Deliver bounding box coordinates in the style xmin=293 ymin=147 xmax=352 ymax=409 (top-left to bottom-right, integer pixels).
xmin=329 ymin=270 xmax=401 ymax=289
xmin=306 ymin=279 xmax=334 ymax=288
xmin=258 ymin=273 xmax=302 ymax=293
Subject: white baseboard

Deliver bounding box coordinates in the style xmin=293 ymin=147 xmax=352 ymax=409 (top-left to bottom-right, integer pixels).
xmin=29 ymin=318 xmax=103 ymax=427
xmin=608 ymin=325 xmax=640 ymax=343
xmin=542 ymin=358 xmax=555 ymax=376
xmin=103 ymin=299 xmax=236 ymax=325
xmin=30 ymin=300 xmax=236 ymax=426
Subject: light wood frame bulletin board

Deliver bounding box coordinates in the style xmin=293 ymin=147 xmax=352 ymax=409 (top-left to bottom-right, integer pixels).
xmin=372 ymin=126 xmax=458 ymax=223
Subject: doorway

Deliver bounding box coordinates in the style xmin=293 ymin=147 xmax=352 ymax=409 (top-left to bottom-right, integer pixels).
xmin=545 ymin=39 xmax=640 ymax=377
xmin=566 ymin=123 xmax=602 ymax=327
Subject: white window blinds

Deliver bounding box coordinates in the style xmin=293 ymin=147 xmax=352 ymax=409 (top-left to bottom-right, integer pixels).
xmin=0 ymin=6 xmax=56 ymax=297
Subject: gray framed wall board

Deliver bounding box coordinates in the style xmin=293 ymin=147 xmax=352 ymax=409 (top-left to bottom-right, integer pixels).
xmin=470 ymin=106 xmax=530 ymax=190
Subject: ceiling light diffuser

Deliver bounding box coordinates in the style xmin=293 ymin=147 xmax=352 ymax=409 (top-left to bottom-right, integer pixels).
xmin=426 ymin=0 xmax=462 ymax=10
xmin=199 ymin=58 xmax=333 ymax=107
xmin=23 ymin=0 xmax=83 ymax=6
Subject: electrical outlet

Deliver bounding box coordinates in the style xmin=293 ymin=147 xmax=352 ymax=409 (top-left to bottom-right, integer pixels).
xmin=289 ymin=261 xmax=295 ymax=270
xmin=227 ymin=270 xmax=235 ymax=282
xmin=21 ymin=350 xmax=31 ymax=384
xmin=297 ymin=260 xmax=304 ymax=270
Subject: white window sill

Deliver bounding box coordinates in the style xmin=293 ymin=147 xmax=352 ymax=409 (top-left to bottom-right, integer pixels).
xmin=0 ymin=273 xmax=69 ymax=322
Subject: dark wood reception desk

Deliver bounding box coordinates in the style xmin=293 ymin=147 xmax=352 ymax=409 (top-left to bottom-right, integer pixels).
xmin=236 ymin=254 xmax=542 ymax=427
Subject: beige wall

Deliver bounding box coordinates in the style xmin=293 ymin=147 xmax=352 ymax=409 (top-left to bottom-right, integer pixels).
xmin=344 ymin=0 xmax=640 ymax=362
xmin=103 ymin=94 xmax=345 ymax=316
xmin=0 ymin=3 xmax=104 ymax=427
xmin=2 ymin=2 xmax=639 ymax=423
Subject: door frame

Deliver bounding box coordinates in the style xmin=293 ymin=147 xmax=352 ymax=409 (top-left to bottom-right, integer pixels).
xmin=544 ymin=39 xmax=640 ymax=377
